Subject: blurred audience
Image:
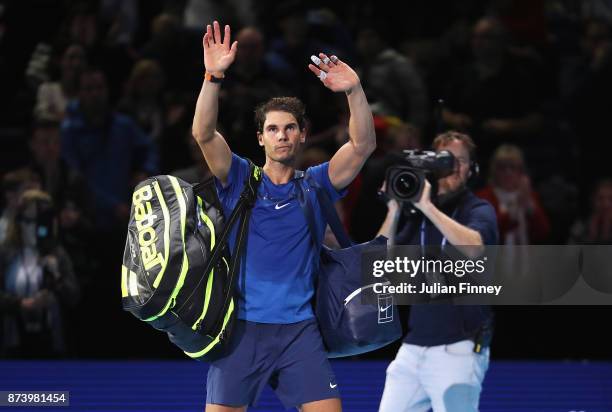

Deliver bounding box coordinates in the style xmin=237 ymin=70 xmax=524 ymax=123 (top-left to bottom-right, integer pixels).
xmin=442 ymin=16 xmax=543 ymax=166
xmin=19 ymin=119 xmax=95 ymax=281
xmin=140 ymin=13 xmax=201 ymax=93
xmin=170 ymin=130 xmax=212 ymax=184
xmin=118 ymin=59 xmax=166 ymax=143
xmin=356 ymin=27 xmax=429 ymax=134
xmin=219 ymin=26 xmax=285 ymax=162
xmin=34 ymin=44 xmax=87 ymax=122
xmin=61 ymin=68 xmax=158 ymax=229
xmin=563 ymin=18 xmax=612 ymax=195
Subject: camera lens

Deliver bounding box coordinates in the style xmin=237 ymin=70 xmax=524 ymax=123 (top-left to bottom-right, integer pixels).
xmin=391 ymin=171 xmax=420 ymax=200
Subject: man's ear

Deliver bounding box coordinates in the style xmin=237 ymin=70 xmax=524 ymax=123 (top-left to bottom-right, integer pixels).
xmin=257 ymin=132 xmax=264 ymax=146
xmin=300 ymin=129 xmax=306 ymax=144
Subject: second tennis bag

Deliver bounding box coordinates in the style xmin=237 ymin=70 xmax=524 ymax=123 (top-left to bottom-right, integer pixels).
xmin=120 ymin=163 xmax=261 ymax=361
xmin=296 ymin=172 xmax=402 ymax=358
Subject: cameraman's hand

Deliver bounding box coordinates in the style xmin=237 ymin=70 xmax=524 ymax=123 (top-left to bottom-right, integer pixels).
xmin=413 ymin=179 xmax=433 ymax=212
xmin=21 ymin=290 xmax=51 ymax=311
xmin=380 ymin=181 xmax=400 ymax=216
xmin=203 ymin=21 xmax=237 ymax=77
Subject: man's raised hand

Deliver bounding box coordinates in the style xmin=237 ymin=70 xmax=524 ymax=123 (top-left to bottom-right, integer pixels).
xmin=203 ymin=21 xmax=237 ymax=76
xmin=308 ymin=53 xmax=360 ymax=93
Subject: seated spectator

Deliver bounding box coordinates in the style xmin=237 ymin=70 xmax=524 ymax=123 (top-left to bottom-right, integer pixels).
xmin=0 ymin=190 xmax=79 ymax=358
xmin=34 ymin=44 xmax=87 ymax=122
xmin=356 ymin=27 xmax=428 ymax=133
xmin=61 ymin=68 xmax=158 ymax=229
xmin=568 ymin=179 xmax=612 ymax=244
xmin=477 ymin=144 xmax=550 ymax=244
xmin=118 ymin=59 xmax=166 ymax=143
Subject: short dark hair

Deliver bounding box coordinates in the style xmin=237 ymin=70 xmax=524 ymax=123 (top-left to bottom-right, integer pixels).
xmin=432 ymin=130 xmax=476 ymax=161
xmin=254 ymin=97 xmax=306 ymax=134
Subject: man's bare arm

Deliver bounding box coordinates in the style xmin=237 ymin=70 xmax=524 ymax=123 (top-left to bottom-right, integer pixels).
xmin=414 ymin=180 xmax=484 ymax=256
xmin=308 ymin=53 xmax=376 ymax=190
xmin=192 ymin=21 xmax=237 ymax=184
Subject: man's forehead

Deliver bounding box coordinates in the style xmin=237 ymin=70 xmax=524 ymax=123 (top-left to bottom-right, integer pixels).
xmin=439 ymin=140 xmax=469 ymax=157
xmin=264 ymin=110 xmax=298 ymax=126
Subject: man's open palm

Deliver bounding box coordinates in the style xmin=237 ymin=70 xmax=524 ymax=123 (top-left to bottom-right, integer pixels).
xmin=203 ymin=21 xmax=237 ymax=75
xmin=308 ymin=53 xmax=360 ymax=93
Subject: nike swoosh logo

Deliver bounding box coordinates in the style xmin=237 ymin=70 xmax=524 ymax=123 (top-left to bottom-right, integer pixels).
xmin=275 ymin=203 xmax=290 ymax=210
xmin=329 ymin=383 xmax=338 ymax=389
xmin=380 ymin=305 xmax=392 ymax=312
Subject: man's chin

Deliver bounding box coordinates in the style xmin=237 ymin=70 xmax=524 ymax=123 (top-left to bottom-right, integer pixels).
xmin=438 ymin=182 xmax=464 ymax=195
xmin=268 ymin=153 xmax=296 ymax=165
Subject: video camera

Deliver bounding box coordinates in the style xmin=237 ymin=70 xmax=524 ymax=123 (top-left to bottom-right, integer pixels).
xmin=384 ymin=150 xmax=456 ymax=203
xmin=18 ymin=199 xmax=58 ymax=256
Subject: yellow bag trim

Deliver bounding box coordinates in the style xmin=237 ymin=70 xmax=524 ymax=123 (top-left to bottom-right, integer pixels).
xmin=185 ymin=298 xmax=234 ymax=358
xmin=144 ymin=176 xmax=189 ymax=321
xmin=152 ymin=180 xmax=170 ymax=289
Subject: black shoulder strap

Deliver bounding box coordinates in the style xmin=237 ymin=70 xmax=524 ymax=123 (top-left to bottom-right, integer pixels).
xmin=226 ymin=160 xmax=261 ymax=285
xmin=198 ymin=160 xmax=262 ymax=316
xmin=295 ymin=170 xmax=352 ymax=249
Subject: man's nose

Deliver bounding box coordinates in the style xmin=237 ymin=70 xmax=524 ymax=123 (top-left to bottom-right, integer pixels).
xmin=277 ymin=131 xmax=288 ymax=141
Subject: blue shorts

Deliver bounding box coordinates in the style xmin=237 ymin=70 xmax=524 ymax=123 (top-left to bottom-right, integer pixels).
xmin=206 ymin=318 xmax=340 ymax=409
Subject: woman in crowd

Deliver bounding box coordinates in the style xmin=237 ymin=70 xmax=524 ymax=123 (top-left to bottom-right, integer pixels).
xmin=477 ymin=144 xmax=550 ymax=244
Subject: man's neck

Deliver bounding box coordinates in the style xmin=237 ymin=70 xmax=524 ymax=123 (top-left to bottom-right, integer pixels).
xmin=263 ymin=159 xmax=295 ymax=185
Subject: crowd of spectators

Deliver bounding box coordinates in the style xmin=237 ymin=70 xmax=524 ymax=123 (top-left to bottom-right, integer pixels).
xmin=0 ymin=0 xmax=611 ymax=358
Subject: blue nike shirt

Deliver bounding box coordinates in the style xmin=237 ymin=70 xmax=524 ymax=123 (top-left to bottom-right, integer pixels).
xmin=215 ymin=154 xmax=346 ymax=324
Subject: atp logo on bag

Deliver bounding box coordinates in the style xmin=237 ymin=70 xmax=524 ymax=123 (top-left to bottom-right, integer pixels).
xmin=132 ymin=183 xmax=164 ymax=271
xmin=377 ymin=294 xmax=394 ymax=324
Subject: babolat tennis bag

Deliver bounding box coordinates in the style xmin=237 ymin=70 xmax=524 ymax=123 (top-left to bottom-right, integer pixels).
xmin=120 ymin=163 xmax=261 ymax=361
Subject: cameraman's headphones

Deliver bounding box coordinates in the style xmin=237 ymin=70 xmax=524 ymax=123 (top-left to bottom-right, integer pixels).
xmin=468 ymin=158 xmax=480 ymax=180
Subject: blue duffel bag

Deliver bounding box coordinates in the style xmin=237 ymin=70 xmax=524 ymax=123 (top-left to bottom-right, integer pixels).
xmin=296 ymin=172 xmax=402 ymax=358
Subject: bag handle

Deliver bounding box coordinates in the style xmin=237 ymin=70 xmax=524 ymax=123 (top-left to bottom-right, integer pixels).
xmin=295 ymin=171 xmax=352 ymax=249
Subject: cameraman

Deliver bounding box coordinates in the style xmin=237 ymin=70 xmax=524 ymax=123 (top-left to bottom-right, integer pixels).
xmin=377 ymin=131 xmax=498 ymax=412
xmin=0 ymin=190 xmax=80 ymax=358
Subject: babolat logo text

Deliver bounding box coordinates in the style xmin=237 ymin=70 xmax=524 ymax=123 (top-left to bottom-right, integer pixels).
xmin=132 ymin=184 xmax=164 ymax=271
